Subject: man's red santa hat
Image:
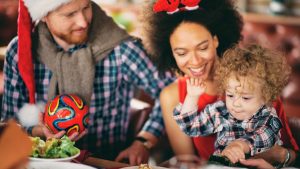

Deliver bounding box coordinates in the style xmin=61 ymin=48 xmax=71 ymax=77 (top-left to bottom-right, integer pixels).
xmin=17 ymin=0 xmax=71 ymax=127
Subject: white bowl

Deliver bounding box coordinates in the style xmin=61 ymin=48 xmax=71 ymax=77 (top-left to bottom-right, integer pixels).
xmin=29 ymin=151 xmax=80 ymax=162
xmin=28 ymin=161 xmax=96 ymax=169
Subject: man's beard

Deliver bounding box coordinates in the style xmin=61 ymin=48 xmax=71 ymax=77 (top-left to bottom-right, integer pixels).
xmin=58 ymin=30 xmax=89 ymax=45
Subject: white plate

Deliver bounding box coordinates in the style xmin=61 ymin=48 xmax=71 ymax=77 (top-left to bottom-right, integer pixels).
xmin=28 ymin=161 xmax=97 ymax=169
xmin=121 ymin=166 xmax=168 ymax=169
xmin=29 ymin=152 xmax=80 ymax=162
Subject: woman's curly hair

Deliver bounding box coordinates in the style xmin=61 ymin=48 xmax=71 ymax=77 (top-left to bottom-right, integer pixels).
xmin=141 ymin=0 xmax=243 ymax=75
xmin=214 ymin=44 xmax=291 ymax=103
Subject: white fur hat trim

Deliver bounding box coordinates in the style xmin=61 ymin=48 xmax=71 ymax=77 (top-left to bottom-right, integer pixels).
xmin=23 ymin=0 xmax=72 ymax=21
xmin=18 ymin=102 xmax=45 ymax=127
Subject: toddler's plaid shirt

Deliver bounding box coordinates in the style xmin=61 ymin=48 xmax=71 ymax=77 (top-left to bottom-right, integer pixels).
xmin=174 ymin=100 xmax=283 ymax=155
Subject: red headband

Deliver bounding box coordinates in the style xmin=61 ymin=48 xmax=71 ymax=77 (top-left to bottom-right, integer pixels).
xmin=153 ymin=0 xmax=202 ymax=14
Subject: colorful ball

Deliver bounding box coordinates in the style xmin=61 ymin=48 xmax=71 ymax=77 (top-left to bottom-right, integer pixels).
xmin=44 ymin=94 xmax=89 ymax=136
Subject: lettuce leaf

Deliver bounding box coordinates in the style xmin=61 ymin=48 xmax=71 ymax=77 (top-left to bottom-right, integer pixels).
xmin=30 ymin=135 xmax=79 ymax=158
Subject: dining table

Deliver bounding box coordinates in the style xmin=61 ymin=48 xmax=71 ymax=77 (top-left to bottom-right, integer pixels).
xmin=80 ymin=155 xmax=130 ymax=169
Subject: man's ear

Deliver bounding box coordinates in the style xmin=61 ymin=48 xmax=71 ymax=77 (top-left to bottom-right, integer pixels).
xmin=213 ymin=35 xmax=219 ymax=49
xmin=40 ymin=16 xmax=47 ymax=22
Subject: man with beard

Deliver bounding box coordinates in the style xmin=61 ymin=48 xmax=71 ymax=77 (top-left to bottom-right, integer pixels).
xmin=1 ymin=0 xmax=174 ymax=165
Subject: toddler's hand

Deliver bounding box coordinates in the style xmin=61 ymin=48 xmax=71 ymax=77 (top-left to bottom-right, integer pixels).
xmin=221 ymin=142 xmax=246 ymax=164
xmin=186 ymin=77 xmax=205 ymax=97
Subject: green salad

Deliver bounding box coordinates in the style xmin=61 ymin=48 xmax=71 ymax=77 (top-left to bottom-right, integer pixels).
xmin=30 ymin=135 xmax=80 ymax=158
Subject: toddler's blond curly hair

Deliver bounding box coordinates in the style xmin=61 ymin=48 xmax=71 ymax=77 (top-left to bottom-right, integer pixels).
xmin=214 ymin=44 xmax=291 ymax=103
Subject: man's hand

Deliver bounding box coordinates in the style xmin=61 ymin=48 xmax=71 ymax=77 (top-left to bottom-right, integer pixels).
xmin=32 ymin=112 xmax=87 ymax=141
xmin=68 ymin=130 xmax=88 ymax=141
xmin=42 ymin=125 xmax=65 ymax=139
xmin=115 ymin=140 xmax=150 ymax=165
xmin=43 ymin=126 xmax=87 ymax=141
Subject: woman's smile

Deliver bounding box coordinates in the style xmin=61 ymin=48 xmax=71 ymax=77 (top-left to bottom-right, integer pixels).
xmin=189 ymin=65 xmax=206 ymax=77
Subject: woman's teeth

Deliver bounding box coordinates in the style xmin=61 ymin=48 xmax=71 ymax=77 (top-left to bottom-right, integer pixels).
xmin=190 ymin=66 xmax=205 ymax=76
xmin=190 ymin=67 xmax=204 ymax=72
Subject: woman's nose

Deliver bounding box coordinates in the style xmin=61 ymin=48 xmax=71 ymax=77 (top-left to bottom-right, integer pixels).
xmin=190 ymin=51 xmax=203 ymax=64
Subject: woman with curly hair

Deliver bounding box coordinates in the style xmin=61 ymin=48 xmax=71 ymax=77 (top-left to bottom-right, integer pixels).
xmin=142 ymin=0 xmax=299 ymax=167
xmin=174 ymin=44 xmax=290 ymax=164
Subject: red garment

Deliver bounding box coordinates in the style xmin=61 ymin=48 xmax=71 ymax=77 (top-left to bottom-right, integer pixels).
xmin=178 ymin=77 xmax=299 ymax=160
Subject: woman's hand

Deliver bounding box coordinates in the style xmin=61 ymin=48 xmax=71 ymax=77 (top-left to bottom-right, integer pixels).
xmin=239 ymin=158 xmax=275 ymax=169
xmin=252 ymin=145 xmax=292 ymax=165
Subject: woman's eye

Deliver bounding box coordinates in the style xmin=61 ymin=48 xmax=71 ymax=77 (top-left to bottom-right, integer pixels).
xmin=176 ymin=53 xmax=186 ymax=57
xmin=197 ymin=46 xmax=208 ymax=51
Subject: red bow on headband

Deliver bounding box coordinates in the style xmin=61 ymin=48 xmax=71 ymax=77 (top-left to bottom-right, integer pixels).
xmin=153 ymin=0 xmax=202 ymax=14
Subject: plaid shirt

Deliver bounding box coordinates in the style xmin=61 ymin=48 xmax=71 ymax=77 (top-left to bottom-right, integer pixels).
xmin=174 ymin=100 xmax=283 ymax=156
xmin=1 ymin=37 xmax=174 ymax=155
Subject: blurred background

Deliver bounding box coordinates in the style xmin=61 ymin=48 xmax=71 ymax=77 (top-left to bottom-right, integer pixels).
xmin=0 ymin=0 xmax=299 ymax=164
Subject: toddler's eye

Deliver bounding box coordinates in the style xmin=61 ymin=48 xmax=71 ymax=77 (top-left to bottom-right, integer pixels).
xmin=226 ymin=94 xmax=234 ymax=98
xmin=242 ymin=97 xmax=251 ymax=100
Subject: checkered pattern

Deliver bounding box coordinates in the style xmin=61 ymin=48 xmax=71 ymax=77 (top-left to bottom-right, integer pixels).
xmin=174 ymin=100 xmax=283 ymax=156
xmin=1 ymin=37 xmax=174 ymax=152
